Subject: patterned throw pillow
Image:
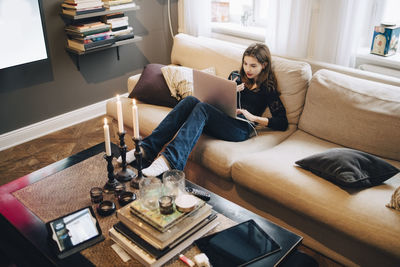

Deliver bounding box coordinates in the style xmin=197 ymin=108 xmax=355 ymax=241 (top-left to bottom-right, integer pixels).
xmin=161 ymin=66 xmax=216 ymax=100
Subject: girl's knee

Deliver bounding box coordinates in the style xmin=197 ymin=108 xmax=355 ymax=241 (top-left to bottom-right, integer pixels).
xmin=182 ymin=95 xmax=200 ymax=105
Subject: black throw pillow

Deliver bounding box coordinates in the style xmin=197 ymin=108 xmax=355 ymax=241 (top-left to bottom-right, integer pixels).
xmin=295 ymin=148 xmax=399 ymax=188
xmin=128 ymin=63 xmax=179 ymax=108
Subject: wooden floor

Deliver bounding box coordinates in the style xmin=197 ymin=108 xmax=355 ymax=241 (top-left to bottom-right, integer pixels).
xmin=0 ymin=116 xmax=341 ymax=267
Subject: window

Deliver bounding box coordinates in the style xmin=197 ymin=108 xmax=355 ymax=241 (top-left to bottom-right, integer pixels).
xmin=211 ymin=0 xmax=267 ymax=41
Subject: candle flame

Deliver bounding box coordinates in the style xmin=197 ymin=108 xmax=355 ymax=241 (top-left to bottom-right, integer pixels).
xmin=116 ymin=94 xmax=120 ymax=101
xmin=133 ymin=99 xmax=136 ymax=106
xmin=104 ymin=118 xmax=107 ymax=124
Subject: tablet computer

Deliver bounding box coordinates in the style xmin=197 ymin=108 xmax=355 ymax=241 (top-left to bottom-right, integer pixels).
xmin=194 ymin=219 xmax=281 ymax=267
xmin=46 ymin=206 xmax=105 ymax=259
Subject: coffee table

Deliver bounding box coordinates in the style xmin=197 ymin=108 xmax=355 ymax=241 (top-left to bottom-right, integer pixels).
xmin=0 ymin=143 xmax=302 ymax=267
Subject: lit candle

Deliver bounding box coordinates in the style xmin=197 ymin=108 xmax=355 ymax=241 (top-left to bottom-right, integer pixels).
xmin=103 ymin=118 xmax=111 ymax=156
xmin=116 ymin=95 xmax=124 ymax=133
xmin=132 ymin=99 xmax=140 ymax=139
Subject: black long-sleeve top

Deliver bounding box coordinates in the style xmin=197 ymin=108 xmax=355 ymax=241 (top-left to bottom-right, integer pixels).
xmin=228 ymin=71 xmax=288 ymax=131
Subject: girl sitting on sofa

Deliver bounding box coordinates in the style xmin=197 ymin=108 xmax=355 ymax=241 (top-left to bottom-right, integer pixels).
xmin=125 ymin=43 xmax=288 ymax=177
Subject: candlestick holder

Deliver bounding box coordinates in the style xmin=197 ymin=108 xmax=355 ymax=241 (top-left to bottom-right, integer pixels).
xmin=116 ymin=131 xmax=136 ymax=182
xmin=103 ymin=153 xmax=122 ymax=194
xmin=130 ymin=136 xmax=144 ymax=189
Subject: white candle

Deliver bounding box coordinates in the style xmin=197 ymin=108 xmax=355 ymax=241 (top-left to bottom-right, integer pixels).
xmin=103 ymin=118 xmax=111 ymax=156
xmin=116 ymin=95 xmax=124 ymax=133
xmin=132 ymin=99 xmax=140 ymax=139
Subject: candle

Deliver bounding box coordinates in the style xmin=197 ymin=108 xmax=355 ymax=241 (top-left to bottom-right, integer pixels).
xmin=103 ymin=118 xmax=111 ymax=156
xmin=132 ymin=99 xmax=140 ymax=139
xmin=116 ymin=95 xmax=124 ymax=133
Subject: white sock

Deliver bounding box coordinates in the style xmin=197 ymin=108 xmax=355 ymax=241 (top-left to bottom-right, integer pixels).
xmin=142 ymin=156 xmax=171 ymax=177
xmin=117 ymin=149 xmax=136 ymax=164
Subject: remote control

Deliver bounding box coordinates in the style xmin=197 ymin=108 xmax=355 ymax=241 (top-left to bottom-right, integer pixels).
xmin=185 ymin=187 xmax=211 ymax=201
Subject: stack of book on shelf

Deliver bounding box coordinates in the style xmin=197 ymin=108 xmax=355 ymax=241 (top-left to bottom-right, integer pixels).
xmin=65 ymin=21 xmax=115 ymax=52
xmin=61 ymin=0 xmax=105 ymax=16
xmin=101 ymin=13 xmax=134 ymax=41
xmin=102 ymin=0 xmax=136 ymax=11
xmin=109 ymin=197 xmax=219 ymax=267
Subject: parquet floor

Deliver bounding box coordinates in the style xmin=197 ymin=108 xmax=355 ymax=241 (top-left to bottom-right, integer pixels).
xmin=0 ymin=116 xmax=341 ymax=267
xmin=0 ymin=116 xmax=125 ymax=186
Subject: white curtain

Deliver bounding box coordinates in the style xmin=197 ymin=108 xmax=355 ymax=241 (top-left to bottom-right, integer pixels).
xmin=178 ymin=0 xmax=386 ymax=67
xmin=178 ymin=0 xmax=211 ymax=37
xmin=265 ymin=0 xmax=385 ymax=67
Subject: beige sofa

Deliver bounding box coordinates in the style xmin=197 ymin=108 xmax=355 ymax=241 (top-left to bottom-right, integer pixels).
xmin=106 ymin=33 xmax=400 ymax=267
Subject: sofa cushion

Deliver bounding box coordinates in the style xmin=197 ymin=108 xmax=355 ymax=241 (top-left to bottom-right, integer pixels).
xmin=231 ymin=130 xmax=400 ymax=261
xmin=189 ymin=125 xmax=297 ymax=179
xmin=161 ymin=65 xmax=216 ymax=100
xmin=128 ymin=64 xmax=179 ymax=108
xmin=171 ymin=34 xmax=312 ymax=125
xmin=295 ymin=148 xmax=399 ymax=187
xmin=298 ymin=69 xmax=400 ymax=161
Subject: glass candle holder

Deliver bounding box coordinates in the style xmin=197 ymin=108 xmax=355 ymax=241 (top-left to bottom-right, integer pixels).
xmin=162 ymin=169 xmax=186 ymax=200
xmin=139 ymin=177 xmax=162 ymax=211
xmin=90 ymin=187 xmax=103 ymax=203
xmin=158 ymin=196 xmax=174 ymax=215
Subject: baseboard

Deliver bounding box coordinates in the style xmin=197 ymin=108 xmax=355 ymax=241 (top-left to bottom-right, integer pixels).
xmin=0 ymin=94 xmax=127 ymax=152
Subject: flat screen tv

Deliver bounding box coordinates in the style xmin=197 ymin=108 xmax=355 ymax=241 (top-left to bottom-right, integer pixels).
xmin=0 ymin=0 xmax=49 ymax=70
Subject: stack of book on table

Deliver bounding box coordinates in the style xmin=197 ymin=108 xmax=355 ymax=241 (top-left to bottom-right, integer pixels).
xmin=109 ymin=197 xmax=219 ymax=267
xmin=102 ymin=0 xmax=137 ymax=11
xmin=65 ymin=21 xmax=115 ymax=52
xmin=101 ymin=13 xmax=134 ymax=41
xmin=61 ymin=0 xmax=105 ymax=16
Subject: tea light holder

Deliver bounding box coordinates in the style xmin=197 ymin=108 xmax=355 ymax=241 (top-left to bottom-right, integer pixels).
xmin=116 ymin=131 xmax=136 ymax=182
xmin=103 ymin=153 xmax=122 ymax=194
xmin=97 ymin=200 xmax=116 ymax=216
xmin=118 ymin=191 xmax=136 ymax=206
xmin=90 ymin=187 xmax=103 ymax=203
xmin=130 ymin=137 xmax=144 ymax=189
xmin=159 ymin=196 xmax=174 ymax=215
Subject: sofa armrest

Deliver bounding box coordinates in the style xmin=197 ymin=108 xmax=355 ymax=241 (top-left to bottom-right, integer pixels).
xmin=127 ymin=74 xmax=141 ymax=94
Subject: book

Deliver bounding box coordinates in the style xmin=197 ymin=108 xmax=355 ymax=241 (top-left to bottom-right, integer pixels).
xmin=117 ymin=203 xmax=212 ymax=249
xmin=67 ymin=37 xmax=115 ymax=51
xmin=101 ymin=12 xmax=125 ymax=21
xmin=114 ymin=212 xmax=217 ymax=259
xmin=111 ymin=26 xmax=128 ymax=32
xmin=65 ymin=22 xmax=110 ymax=33
xmin=102 ymin=0 xmax=133 ymax=6
xmin=62 ymin=6 xmax=105 ymax=16
xmin=66 ymin=27 xmax=111 ymax=37
xmin=109 ymin=219 xmax=220 ymax=267
xmin=61 ymin=1 xmax=103 ymax=9
xmin=130 ymin=197 xmax=206 ymax=232
xmin=64 ymin=0 xmax=100 ymax=3
xmin=111 ymin=26 xmax=133 ymax=36
xmin=104 ymin=2 xmax=136 ymax=10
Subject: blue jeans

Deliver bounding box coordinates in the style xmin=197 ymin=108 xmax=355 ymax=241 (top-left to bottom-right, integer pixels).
xmin=141 ymin=96 xmax=254 ymax=170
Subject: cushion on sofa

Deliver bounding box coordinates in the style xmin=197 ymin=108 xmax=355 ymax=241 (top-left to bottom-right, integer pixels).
xmin=161 ymin=65 xmax=216 ymax=100
xmin=171 ymin=34 xmax=312 ymax=125
xmin=298 ymin=69 xmax=400 ymax=161
xmin=128 ymin=64 xmax=179 ymax=108
xmin=295 ymin=148 xmax=399 ymax=187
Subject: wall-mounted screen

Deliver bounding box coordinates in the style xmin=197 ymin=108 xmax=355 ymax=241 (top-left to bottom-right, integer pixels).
xmin=0 ymin=0 xmax=48 ymax=70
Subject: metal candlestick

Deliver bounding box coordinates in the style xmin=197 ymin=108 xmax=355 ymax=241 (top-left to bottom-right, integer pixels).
xmin=103 ymin=153 xmax=122 ymax=193
xmin=130 ymin=137 xmax=144 ymax=189
xmin=116 ymin=131 xmax=136 ymax=182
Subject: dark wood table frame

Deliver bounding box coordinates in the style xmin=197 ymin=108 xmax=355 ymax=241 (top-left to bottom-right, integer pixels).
xmin=0 ymin=143 xmax=302 ymax=267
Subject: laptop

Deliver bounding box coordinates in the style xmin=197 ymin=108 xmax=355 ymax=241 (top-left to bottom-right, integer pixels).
xmin=192 ymin=69 xmax=238 ymax=118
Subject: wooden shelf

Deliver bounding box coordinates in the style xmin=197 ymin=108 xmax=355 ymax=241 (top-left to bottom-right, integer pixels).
xmin=60 ymin=6 xmax=140 ymax=20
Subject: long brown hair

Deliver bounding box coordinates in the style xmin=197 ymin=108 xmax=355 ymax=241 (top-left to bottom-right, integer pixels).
xmin=239 ymin=43 xmax=278 ymax=93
